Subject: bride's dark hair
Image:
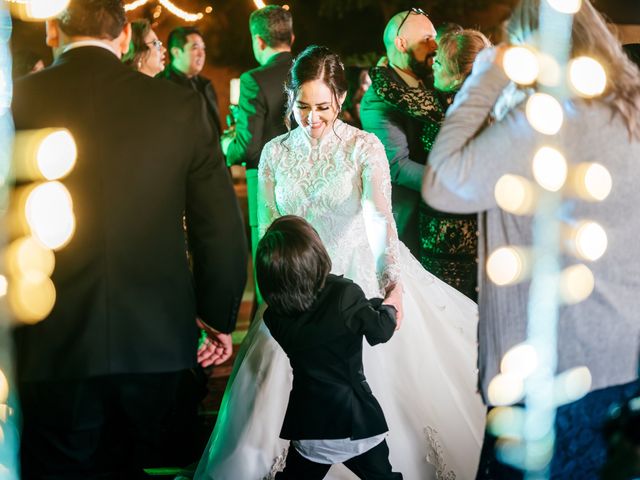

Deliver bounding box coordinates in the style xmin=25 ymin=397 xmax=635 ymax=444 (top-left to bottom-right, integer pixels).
xmin=284 ymin=45 xmax=348 ymax=132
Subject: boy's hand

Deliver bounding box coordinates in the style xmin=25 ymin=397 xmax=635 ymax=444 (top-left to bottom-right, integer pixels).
xmin=383 ymin=282 xmax=404 ymax=330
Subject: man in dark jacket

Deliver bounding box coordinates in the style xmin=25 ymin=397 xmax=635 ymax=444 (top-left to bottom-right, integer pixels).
xmin=162 ymin=26 xmax=223 ymax=136
xmin=11 ymin=1 xmax=247 ymax=476
xmin=223 ymin=5 xmax=294 ymax=297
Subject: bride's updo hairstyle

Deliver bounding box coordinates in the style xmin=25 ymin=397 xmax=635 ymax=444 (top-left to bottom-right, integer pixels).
xmin=284 ymin=45 xmax=349 ymax=131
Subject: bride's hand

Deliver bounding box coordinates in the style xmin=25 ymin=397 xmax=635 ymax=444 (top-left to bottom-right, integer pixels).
xmin=383 ymin=282 xmax=404 ymax=330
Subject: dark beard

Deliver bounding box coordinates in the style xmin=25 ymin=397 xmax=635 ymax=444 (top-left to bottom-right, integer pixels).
xmin=408 ymin=50 xmax=434 ymax=87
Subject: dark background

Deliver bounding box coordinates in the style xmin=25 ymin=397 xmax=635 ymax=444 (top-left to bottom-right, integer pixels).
xmin=10 ymin=0 xmax=640 ymax=115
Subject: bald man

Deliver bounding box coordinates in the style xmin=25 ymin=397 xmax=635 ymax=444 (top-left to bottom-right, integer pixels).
xmin=360 ymin=10 xmax=437 ymax=256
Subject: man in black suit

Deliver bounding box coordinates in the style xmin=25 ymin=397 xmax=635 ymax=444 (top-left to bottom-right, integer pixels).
xmin=360 ymin=9 xmax=437 ymax=257
xmin=11 ymin=1 xmax=247 ymax=477
xmin=161 ymin=26 xmax=223 ymax=136
xmin=223 ymin=5 xmax=294 ymax=295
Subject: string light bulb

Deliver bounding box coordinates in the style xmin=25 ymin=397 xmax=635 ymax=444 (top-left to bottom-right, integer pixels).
xmin=571 ymin=221 xmax=608 ymax=261
xmin=569 ymin=56 xmax=607 ymax=98
xmin=8 ymin=272 xmax=56 ymax=324
xmin=526 ymin=93 xmax=564 ymax=135
xmin=494 ymin=174 xmax=537 ymax=215
xmin=25 ymin=182 xmax=76 ymax=250
xmin=36 ymin=129 xmax=77 ymax=180
xmin=487 ymin=246 xmax=531 ymax=286
xmin=501 ymin=343 xmax=539 ymax=380
xmin=7 ymin=0 xmax=70 ymax=20
xmin=532 ymin=146 xmax=567 ymax=192
xmin=568 ymin=163 xmax=613 ymax=202
xmin=559 ymin=264 xmax=594 ymax=304
xmin=546 ymin=0 xmax=582 ymax=14
xmin=488 ymin=373 xmax=525 ymax=406
xmin=503 ymin=47 xmax=540 ymax=86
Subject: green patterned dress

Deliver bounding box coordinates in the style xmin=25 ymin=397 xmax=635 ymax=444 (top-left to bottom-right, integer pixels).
xmin=370 ymin=67 xmax=478 ymax=301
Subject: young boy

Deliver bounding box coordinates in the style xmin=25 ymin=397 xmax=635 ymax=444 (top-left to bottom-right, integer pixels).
xmin=256 ymin=215 xmax=403 ymax=479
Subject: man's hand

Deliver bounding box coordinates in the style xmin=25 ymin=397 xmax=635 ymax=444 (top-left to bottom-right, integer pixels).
xmin=196 ymin=318 xmax=233 ymax=367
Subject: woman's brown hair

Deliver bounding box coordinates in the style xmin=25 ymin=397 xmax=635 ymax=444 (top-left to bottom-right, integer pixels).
xmin=122 ymin=20 xmax=152 ymax=71
xmin=507 ymin=0 xmax=640 ymax=139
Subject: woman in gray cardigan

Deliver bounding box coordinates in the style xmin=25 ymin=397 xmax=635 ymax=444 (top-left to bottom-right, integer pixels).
xmin=424 ymin=0 xmax=640 ymax=477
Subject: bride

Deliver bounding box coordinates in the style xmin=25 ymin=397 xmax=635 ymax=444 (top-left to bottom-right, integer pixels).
xmin=195 ymin=46 xmax=485 ymax=480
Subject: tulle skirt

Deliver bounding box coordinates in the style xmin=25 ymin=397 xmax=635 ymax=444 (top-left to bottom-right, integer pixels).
xmin=195 ymin=244 xmax=486 ymax=479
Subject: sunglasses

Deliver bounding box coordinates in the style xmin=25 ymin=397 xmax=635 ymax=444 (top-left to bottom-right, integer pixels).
xmin=146 ymin=39 xmax=163 ymax=51
xmin=396 ymin=8 xmax=429 ymax=37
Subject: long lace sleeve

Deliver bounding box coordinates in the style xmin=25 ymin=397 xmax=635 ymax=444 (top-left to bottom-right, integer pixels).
xmin=359 ymin=134 xmax=401 ymax=292
xmin=370 ymin=66 xmax=445 ymax=123
xmin=257 ymin=141 xmax=279 ymax=239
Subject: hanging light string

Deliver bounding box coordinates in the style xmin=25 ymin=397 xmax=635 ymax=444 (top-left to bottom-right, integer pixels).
xmin=124 ymin=0 xmax=207 ymax=22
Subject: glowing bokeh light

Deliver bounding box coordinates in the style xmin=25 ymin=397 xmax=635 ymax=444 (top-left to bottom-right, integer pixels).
xmin=158 ymin=0 xmax=203 ymax=21
xmin=532 ymin=146 xmax=567 ymax=192
xmin=569 ymin=56 xmax=607 ymax=98
xmin=584 ymin=163 xmax=612 ymax=201
xmin=0 ymin=370 xmax=7 ymax=404
xmin=0 ymin=276 xmax=7 ymax=298
xmin=487 ymin=247 xmax=530 ymax=286
xmin=503 ymin=46 xmax=539 ymax=85
xmin=537 ymin=53 xmax=562 ymax=87
xmin=254 ymin=0 xmax=266 ymax=8
xmin=487 ymin=406 xmax=525 ymax=438
xmin=546 ymin=0 xmax=582 ymax=14
xmin=205 ymin=6 xmax=213 ymax=13
xmin=9 ymin=0 xmax=70 ymax=20
xmin=559 ymin=264 xmax=594 ymax=304
xmin=500 ymin=343 xmax=539 ymax=380
xmin=36 ymin=129 xmax=77 ymax=180
xmin=6 ymin=237 xmax=55 ymax=277
xmin=555 ymin=366 xmax=592 ymax=405
xmin=494 ymin=174 xmax=537 ymax=215
xmin=25 ymin=181 xmax=76 ymax=250
xmin=488 ymin=372 xmax=525 ymax=406
xmin=526 ymin=93 xmax=564 ymax=135
xmin=7 ymin=272 xmax=56 ymax=324
xmin=573 ymin=221 xmax=607 ymax=261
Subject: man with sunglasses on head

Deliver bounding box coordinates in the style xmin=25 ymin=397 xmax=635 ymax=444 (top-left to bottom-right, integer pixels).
xmin=361 ymin=8 xmax=438 ymax=258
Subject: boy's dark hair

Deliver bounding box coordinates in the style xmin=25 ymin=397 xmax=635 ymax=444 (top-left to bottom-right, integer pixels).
xmin=167 ymin=26 xmax=202 ymax=63
xmin=249 ymin=5 xmax=293 ymax=48
xmin=57 ymin=0 xmax=126 ymax=41
xmin=256 ymin=215 xmax=331 ymax=316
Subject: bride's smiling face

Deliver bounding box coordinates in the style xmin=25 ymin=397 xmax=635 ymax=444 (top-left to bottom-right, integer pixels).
xmin=293 ymin=79 xmax=345 ymax=142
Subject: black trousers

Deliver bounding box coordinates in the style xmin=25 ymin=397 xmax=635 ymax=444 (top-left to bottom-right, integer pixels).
xmin=19 ymin=370 xmax=202 ymax=480
xmin=275 ymin=439 xmax=403 ymax=480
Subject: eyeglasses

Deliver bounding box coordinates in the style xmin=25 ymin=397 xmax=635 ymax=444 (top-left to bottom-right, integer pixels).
xmin=146 ymin=39 xmax=163 ymax=51
xmin=396 ymin=8 xmax=429 ymax=37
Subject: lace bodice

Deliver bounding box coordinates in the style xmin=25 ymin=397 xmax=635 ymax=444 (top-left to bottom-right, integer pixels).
xmin=258 ymin=120 xmax=400 ymax=298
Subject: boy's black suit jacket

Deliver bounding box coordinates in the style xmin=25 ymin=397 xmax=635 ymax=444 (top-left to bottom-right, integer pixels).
xmin=11 ymin=46 xmax=247 ymax=382
xmin=264 ymin=275 xmax=396 ymax=441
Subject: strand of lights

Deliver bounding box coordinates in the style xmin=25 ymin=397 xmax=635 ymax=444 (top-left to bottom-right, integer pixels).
xmin=0 ymin=3 xmax=19 ymax=478
xmin=254 ymin=0 xmax=266 ymax=8
xmin=486 ymin=0 xmax=610 ymax=477
xmin=124 ymin=0 xmax=148 ymax=12
xmin=124 ymin=0 xmax=206 ymax=22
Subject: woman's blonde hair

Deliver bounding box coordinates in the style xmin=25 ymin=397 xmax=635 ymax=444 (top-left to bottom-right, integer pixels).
xmin=437 ymin=29 xmax=491 ymax=89
xmin=507 ymin=0 xmax=640 ymax=139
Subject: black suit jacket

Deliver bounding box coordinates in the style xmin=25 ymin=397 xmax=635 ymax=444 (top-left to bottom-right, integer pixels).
xmin=360 ymin=67 xmax=428 ymax=256
xmin=226 ymin=51 xmax=293 ymax=170
xmin=264 ymin=275 xmax=396 ymax=440
xmin=11 ymin=46 xmax=248 ymax=382
xmin=161 ymin=64 xmax=223 ymax=136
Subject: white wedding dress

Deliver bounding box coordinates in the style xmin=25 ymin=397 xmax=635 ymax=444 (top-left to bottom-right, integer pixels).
xmin=195 ymin=120 xmax=485 ymax=480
